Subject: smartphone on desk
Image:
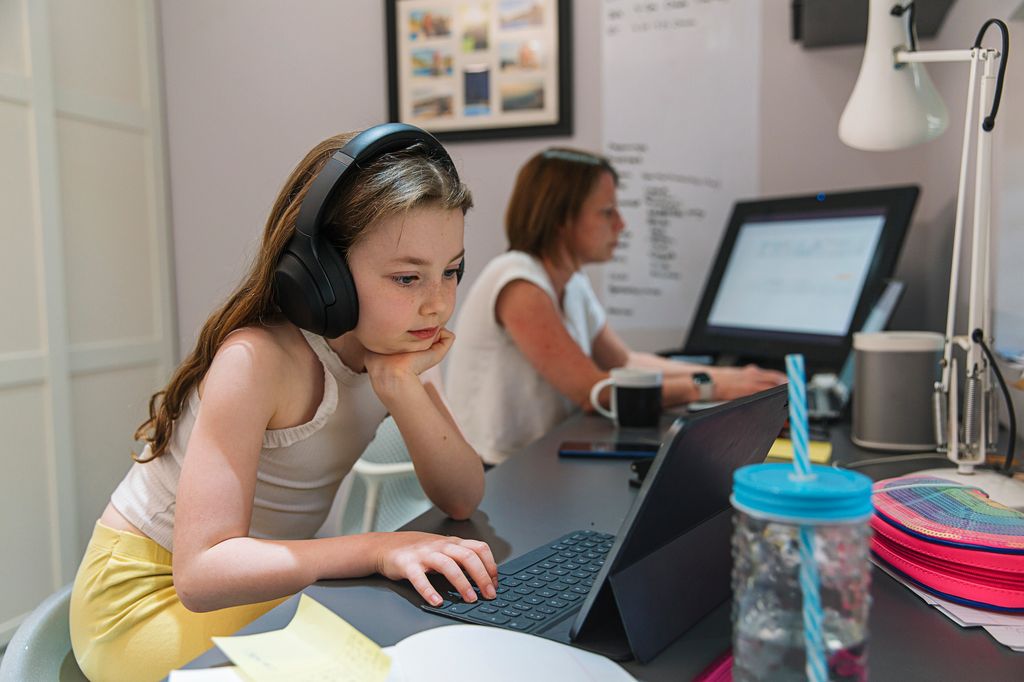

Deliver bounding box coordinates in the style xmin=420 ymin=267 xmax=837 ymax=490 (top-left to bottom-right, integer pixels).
xmin=557 ymin=440 xmax=660 ymax=459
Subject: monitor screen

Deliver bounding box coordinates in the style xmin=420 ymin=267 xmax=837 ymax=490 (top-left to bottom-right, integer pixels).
xmin=683 ymin=186 xmax=918 ymax=372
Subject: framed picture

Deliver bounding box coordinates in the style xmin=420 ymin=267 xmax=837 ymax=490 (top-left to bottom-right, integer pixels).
xmin=386 ymin=0 xmax=572 ymax=142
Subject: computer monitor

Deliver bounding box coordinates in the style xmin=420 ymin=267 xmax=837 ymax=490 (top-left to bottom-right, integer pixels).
xmin=682 ymin=185 xmax=919 ymax=373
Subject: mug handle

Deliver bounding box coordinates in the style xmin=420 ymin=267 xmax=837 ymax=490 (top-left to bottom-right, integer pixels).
xmin=589 ymin=378 xmax=616 ymax=420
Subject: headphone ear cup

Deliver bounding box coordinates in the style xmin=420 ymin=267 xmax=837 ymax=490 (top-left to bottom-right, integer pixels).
xmin=456 ymin=257 xmax=466 ymax=284
xmin=274 ymin=248 xmax=328 ymax=335
xmin=318 ymin=246 xmax=359 ymax=338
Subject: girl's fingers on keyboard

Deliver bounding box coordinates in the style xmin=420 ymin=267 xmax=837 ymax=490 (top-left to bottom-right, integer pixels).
xmin=426 ymin=552 xmax=478 ymax=602
xmin=459 ymin=538 xmax=499 ymax=582
xmin=406 ymin=570 xmax=444 ymax=606
xmin=444 ymin=542 xmax=496 ymax=598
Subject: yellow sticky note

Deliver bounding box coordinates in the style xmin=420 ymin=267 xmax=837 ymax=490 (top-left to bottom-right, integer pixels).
xmin=212 ymin=594 xmax=390 ymax=682
xmin=767 ymin=438 xmax=832 ymax=464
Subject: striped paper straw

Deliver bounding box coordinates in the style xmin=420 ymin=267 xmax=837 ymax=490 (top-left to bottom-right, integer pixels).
xmin=785 ymin=354 xmax=811 ymax=478
xmin=800 ymin=526 xmax=827 ymax=682
xmin=786 ymin=353 xmax=827 ymax=682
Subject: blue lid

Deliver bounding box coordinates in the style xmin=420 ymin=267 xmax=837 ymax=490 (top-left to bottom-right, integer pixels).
xmin=732 ymin=463 xmax=873 ymax=523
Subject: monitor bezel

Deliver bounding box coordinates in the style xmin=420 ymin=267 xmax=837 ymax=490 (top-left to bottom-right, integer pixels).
xmin=682 ymin=185 xmax=919 ymax=373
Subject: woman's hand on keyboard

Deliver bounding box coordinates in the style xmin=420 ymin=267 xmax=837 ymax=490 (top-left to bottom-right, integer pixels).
xmin=374 ymin=531 xmax=498 ymax=606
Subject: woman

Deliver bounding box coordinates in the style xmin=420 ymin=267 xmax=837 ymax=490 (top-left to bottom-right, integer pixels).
xmin=446 ymin=148 xmax=785 ymax=466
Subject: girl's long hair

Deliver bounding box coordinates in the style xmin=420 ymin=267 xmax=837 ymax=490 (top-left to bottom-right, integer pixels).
xmin=134 ymin=131 xmax=472 ymax=461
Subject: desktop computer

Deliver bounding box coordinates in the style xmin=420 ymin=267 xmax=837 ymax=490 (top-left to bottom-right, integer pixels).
xmin=673 ymin=186 xmax=919 ymax=418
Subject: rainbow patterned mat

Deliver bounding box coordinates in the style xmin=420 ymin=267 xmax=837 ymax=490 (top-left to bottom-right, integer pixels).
xmin=872 ymin=475 xmax=1024 ymax=553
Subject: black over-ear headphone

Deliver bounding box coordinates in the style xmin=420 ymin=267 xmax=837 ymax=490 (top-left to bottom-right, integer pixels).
xmin=273 ymin=123 xmax=463 ymax=338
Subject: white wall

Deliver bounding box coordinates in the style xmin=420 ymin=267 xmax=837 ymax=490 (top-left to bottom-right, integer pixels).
xmin=161 ymin=0 xmax=1021 ymax=355
xmin=160 ymin=0 xmax=602 ymax=355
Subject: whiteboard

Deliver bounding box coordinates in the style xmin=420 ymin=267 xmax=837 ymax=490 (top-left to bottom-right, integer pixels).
xmin=601 ymin=0 xmax=761 ymax=336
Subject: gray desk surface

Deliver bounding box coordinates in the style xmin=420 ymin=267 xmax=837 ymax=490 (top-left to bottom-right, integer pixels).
xmin=184 ymin=412 xmax=1022 ymax=681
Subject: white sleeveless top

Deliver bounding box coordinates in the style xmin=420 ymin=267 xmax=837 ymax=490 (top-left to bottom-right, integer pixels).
xmin=446 ymin=251 xmax=607 ymax=465
xmin=110 ymin=330 xmax=388 ymax=552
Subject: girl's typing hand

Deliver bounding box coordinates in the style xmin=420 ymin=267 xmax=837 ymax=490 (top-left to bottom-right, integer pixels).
xmin=364 ymin=329 xmax=455 ymax=400
xmin=374 ymin=531 xmax=499 ymax=606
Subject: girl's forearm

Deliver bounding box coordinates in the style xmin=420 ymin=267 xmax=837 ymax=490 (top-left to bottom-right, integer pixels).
xmin=381 ymin=379 xmax=484 ymax=519
xmin=174 ymin=533 xmax=384 ymax=613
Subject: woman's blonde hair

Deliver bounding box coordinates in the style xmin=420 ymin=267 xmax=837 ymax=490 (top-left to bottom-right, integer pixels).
xmin=134 ymin=130 xmax=472 ymax=461
xmin=505 ymin=148 xmax=617 ymax=262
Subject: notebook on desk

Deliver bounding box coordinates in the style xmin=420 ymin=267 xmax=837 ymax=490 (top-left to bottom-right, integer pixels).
xmin=423 ymin=385 xmax=789 ymax=663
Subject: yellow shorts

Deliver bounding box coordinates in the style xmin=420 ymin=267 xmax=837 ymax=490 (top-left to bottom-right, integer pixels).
xmin=70 ymin=521 xmax=286 ymax=682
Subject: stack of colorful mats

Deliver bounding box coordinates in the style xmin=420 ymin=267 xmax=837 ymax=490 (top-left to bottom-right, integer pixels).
xmin=871 ymin=475 xmax=1024 ymax=612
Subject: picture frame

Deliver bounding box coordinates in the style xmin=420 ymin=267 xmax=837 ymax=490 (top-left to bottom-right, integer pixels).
xmin=386 ymin=0 xmax=573 ymax=142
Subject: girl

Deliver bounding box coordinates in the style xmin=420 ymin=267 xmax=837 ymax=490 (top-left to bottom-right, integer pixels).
xmin=70 ymin=124 xmax=496 ymax=681
xmin=446 ymin=148 xmax=786 ymax=465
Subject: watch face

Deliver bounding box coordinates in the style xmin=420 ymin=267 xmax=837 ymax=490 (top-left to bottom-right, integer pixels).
xmin=693 ymin=372 xmax=712 ymax=385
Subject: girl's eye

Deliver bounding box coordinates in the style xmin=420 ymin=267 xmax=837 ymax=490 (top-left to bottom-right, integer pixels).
xmin=392 ymin=275 xmax=418 ymax=286
xmin=443 ymin=266 xmax=461 ymax=280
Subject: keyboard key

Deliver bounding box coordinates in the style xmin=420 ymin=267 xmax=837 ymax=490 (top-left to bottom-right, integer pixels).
xmin=492 ymin=600 xmax=510 ymax=609
xmin=550 ymin=556 xmax=567 ymax=564
xmin=525 ymin=580 xmax=546 ymax=589
xmin=535 ymin=605 xmax=557 ymax=615
xmin=551 ymin=544 xmax=567 ymax=550
xmin=500 ymin=609 xmax=521 ymax=618
xmin=525 ymin=612 xmax=547 ymax=621
xmin=562 ymin=577 xmax=580 ymax=585
xmin=477 ymin=605 xmax=499 ymax=614
xmin=507 ymin=620 xmax=530 ymax=630
xmin=447 ymin=603 xmax=478 ymax=614
xmin=549 ymin=582 xmax=570 ymax=592
xmin=512 ymin=587 xmax=534 ymax=595
xmin=502 ymin=592 xmax=522 ymax=603
xmin=516 ymin=603 xmax=533 ymax=612
xmin=526 ymin=568 xmax=545 ymax=575
xmin=564 ymin=563 xmax=580 ymax=571
xmin=503 ymin=578 xmax=522 ymax=587
xmin=538 ymin=561 xmax=556 ymax=569
xmin=514 ymin=573 xmax=532 ymax=582
xmin=546 ymin=599 xmax=569 ymax=609
xmin=550 ymin=568 xmax=569 ymax=576
xmin=475 ymin=613 xmax=511 ymax=625
xmin=537 ymin=589 xmax=557 ymax=598
xmin=571 ymin=570 xmax=590 ymax=579
xmin=558 ymin=592 xmax=582 ymax=602
xmin=570 ymin=586 xmax=590 ymax=595
xmin=523 ymin=596 xmax=545 ymax=605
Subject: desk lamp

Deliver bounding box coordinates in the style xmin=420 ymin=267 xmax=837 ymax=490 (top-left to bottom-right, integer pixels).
xmin=839 ymin=0 xmax=1024 ymax=508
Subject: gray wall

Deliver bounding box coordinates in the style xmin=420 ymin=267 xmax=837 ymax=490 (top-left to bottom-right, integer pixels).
xmin=160 ymin=0 xmax=1021 ymax=357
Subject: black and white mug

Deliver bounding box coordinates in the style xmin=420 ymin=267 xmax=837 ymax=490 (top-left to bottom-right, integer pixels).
xmin=590 ymin=368 xmax=664 ymax=428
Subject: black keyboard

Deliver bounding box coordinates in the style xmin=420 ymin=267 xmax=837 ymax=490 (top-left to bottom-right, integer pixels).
xmin=422 ymin=530 xmax=615 ymax=633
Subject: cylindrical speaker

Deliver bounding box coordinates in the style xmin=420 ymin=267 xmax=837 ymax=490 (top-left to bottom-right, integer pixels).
xmin=852 ymin=331 xmax=943 ymax=451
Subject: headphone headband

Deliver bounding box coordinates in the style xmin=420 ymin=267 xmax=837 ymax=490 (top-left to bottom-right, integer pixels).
xmin=294 ymin=123 xmax=457 ymax=239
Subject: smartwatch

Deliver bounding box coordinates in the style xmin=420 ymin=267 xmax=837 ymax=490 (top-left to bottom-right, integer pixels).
xmin=693 ymin=372 xmax=715 ymax=402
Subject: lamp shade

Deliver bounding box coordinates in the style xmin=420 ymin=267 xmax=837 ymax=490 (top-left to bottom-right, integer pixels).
xmin=839 ymin=0 xmax=948 ymax=150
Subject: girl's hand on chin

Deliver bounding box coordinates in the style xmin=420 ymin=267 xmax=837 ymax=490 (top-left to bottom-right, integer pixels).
xmin=364 ymin=329 xmax=455 ymax=397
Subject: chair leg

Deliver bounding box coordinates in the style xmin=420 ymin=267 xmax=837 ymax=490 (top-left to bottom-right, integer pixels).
xmin=361 ymin=478 xmax=381 ymax=534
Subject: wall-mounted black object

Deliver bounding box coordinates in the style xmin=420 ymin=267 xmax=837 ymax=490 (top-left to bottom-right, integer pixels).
xmin=792 ymin=0 xmax=956 ymax=49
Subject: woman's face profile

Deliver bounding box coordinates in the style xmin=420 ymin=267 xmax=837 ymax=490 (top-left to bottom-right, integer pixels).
xmin=567 ymin=171 xmax=625 ymax=266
